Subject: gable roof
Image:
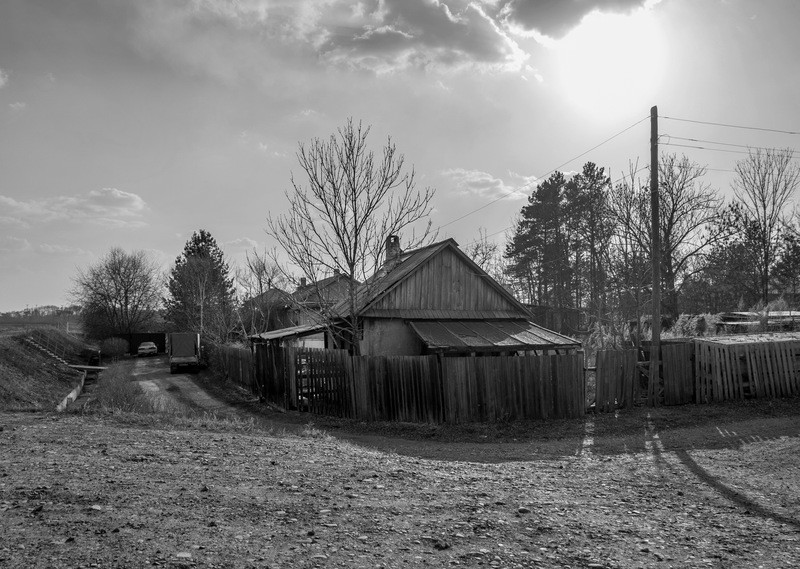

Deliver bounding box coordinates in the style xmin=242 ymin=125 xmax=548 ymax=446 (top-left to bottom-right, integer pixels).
xmin=247 ymin=287 xmax=292 ymax=306
xmin=293 ymin=273 xmax=356 ymax=306
xmin=331 ymin=238 xmax=531 ymax=319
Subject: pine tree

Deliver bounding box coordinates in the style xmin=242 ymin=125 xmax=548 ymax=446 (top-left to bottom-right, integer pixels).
xmin=166 ymin=229 xmax=236 ymax=342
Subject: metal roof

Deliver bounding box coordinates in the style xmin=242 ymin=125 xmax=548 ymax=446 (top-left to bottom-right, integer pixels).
xmin=696 ymin=332 xmax=800 ymax=346
xmin=408 ymin=320 xmax=580 ymax=352
xmin=249 ymin=323 xmax=326 ymax=341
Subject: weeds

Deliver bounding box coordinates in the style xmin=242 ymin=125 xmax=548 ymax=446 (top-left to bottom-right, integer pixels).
xmin=92 ymin=363 xmax=158 ymax=414
xmin=301 ymin=422 xmax=333 ymax=440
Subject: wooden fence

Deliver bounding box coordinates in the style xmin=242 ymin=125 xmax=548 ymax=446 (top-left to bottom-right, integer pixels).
xmin=695 ymin=339 xmax=800 ymax=403
xmin=244 ymin=346 xmax=585 ymax=423
xmin=594 ymin=349 xmax=638 ymax=412
xmin=217 ymin=345 xmax=256 ymax=394
xmin=662 ymin=343 xmax=695 ymax=405
xmin=594 ymin=342 xmax=696 ymax=411
xmin=214 ymin=336 xmax=800 ymax=422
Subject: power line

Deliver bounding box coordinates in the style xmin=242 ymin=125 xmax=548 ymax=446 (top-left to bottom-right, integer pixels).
xmin=661 ymin=142 xmax=756 ymax=156
xmin=665 ymin=135 xmax=797 ymax=153
xmin=661 ymin=116 xmax=800 ymax=136
xmin=461 ymin=165 xmax=651 ymax=248
xmin=440 ymin=115 xmax=650 ymax=229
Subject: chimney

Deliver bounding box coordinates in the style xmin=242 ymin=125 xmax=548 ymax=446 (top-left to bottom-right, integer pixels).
xmin=300 ymin=277 xmax=307 ymax=287
xmin=384 ymin=235 xmax=401 ymax=268
xmin=333 ymin=268 xmax=340 ymax=276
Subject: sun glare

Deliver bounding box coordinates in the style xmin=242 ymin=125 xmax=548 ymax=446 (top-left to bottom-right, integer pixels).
xmin=554 ymin=9 xmax=665 ymax=118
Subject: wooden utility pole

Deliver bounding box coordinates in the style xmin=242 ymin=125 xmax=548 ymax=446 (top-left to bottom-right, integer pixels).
xmin=649 ymin=105 xmax=661 ymax=406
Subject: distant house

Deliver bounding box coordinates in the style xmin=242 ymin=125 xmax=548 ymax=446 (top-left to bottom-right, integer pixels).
xmin=291 ymin=272 xmax=355 ymax=327
xmin=249 ymin=272 xmax=357 ymax=349
xmin=240 ymin=288 xmax=294 ymax=334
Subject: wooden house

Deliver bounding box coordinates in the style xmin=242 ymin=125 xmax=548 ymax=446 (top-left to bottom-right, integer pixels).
xmin=327 ymin=236 xmax=579 ymax=356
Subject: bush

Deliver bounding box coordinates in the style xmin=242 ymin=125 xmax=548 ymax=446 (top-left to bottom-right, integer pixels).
xmin=100 ymin=337 xmax=129 ymax=359
xmin=93 ymin=363 xmax=155 ymax=413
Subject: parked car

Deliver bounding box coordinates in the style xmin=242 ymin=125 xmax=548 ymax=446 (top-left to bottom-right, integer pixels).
xmin=137 ymin=341 xmax=158 ymax=357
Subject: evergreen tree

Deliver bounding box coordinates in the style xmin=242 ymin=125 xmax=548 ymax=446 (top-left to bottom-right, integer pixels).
xmin=166 ymin=229 xmax=236 ymax=342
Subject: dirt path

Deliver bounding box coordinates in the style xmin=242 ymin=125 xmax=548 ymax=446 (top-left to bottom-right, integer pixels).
xmin=130 ymin=355 xmax=800 ymax=464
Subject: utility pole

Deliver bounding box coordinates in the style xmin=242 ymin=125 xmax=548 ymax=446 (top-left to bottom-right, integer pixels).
xmin=649 ymin=105 xmax=661 ymax=406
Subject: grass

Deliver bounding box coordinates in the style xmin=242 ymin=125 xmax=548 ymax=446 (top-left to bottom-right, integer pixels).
xmin=88 ymin=363 xmax=161 ymax=414
xmin=0 ymin=332 xmax=82 ymax=411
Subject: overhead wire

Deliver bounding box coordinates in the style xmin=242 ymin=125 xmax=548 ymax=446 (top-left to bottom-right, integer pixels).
xmin=461 ymin=165 xmax=650 ymax=247
xmin=439 ymin=114 xmax=650 ymax=229
xmin=661 ymin=116 xmax=800 ymax=136
xmin=460 ymin=113 xmax=799 ymax=249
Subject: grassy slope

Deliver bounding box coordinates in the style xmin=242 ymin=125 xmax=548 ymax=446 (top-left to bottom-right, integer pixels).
xmin=0 ymin=330 xmax=84 ymax=411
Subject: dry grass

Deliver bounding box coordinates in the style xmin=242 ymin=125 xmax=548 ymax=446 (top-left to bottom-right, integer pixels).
xmin=89 ymin=363 xmax=159 ymax=414
xmin=0 ymin=332 xmax=82 ymax=411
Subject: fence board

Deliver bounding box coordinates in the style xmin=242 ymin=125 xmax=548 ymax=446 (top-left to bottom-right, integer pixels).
xmin=595 ymin=349 xmax=638 ymax=412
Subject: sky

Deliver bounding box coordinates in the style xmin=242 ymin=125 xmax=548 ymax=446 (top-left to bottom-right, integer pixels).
xmin=1 ymin=0 xmax=800 ymax=312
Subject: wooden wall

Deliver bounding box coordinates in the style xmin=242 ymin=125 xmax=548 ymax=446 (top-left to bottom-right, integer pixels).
xmin=370 ymin=247 xmax=524 ymax=314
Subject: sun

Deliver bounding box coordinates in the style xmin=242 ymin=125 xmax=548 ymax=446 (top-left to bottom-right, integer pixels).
xmin=553 ymin=9 xmax=666 ymax=118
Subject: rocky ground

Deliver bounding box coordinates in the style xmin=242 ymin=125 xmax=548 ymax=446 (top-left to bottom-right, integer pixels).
xmin=1 ymin=356 xmax=799 ymax=568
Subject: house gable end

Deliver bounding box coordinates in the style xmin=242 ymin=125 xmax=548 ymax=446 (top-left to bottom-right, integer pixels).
xmin=367 ymin=243 xmax=527 ymax=315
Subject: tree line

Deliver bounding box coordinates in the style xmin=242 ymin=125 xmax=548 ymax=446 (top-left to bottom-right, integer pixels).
xmin=499 ymin=147 xmax=800 ymax=333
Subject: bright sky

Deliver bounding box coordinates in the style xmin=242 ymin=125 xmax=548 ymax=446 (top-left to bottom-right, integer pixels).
xmin=2 ymin=0 xmax=800 ymax=312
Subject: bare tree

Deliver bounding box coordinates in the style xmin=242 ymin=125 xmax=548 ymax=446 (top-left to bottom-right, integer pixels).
xmin=72 ymin=248 xmax=162 ymax=339
xmin=732 ymin=147 xmax=800 ymax=304
xmin=267 ymin=118 xmax=435 ymax=353
xmin=464 ymin=227 xmax=508 ymax=284
xmin=609 ymin=154 xmax=723 ymax=321
xmin=236 ymin=247 xmax=288 ymax=337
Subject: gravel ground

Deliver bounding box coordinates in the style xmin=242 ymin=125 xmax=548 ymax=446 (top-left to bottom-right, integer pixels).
xmin=1 ymin=357 xmax=799 ymax=568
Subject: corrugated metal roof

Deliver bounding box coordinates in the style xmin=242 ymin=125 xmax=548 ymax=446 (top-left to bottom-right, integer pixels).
xmin=696 ymin=332 xmax=800 ymax=345
xmin=249 ymin=323 xmax=326 ymax=341
xmin=408 ymin=320 xmax=580 ymax=352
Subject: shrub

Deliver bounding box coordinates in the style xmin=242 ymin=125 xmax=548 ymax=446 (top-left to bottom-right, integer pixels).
xmin=100 ymin=337 xmax=129 ymax=359
xmin=93 ymin=363 xmax=155 ymax=413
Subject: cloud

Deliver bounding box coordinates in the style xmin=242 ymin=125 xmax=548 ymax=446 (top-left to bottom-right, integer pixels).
xmin=36 ymin=244 xmax=91 ymax=256
xmin=0 ymin=68 xmax=8 ymax=89
xmin=443 ymin=168 xmax=531 ymax=200
xmin=498 ymin=0 xmax=650 ymax=39
xmin=319 ymin=0 xmax=529 ymax=73
xmin=0 ymin=188 xmax=148 ymax=228
xmin=0 ymin=236 xmax=32 ymax=253
xmin=127 ymin=0 xmax=529 ymax=79
xmin=226 ymin=237 xmax=259 ymax=250
xmin=9 ymin=102 xmax=26 ymax=112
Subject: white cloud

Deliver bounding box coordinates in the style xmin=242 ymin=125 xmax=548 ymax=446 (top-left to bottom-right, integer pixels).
xmin=36 ymin=244 xmax=91 ymax=256
xmin=498 ymin=0 xmax=649 ymax=39
xmin=9 ymin=102 xmax=26 ymax=112
xmin=0 ymin=68 xmax=8 ymax=89
xmin=0 ymin=236 xmax=32 ymax=253
xmin=0 ymin=188 xmax=148 ymax=228
xmin=443 ymin=168 xmax=531 ymax=200
xmin=226 ymin=237 xmax=259 ymax=250
xmin=128 ymin=0 xmax=531 ymax=80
